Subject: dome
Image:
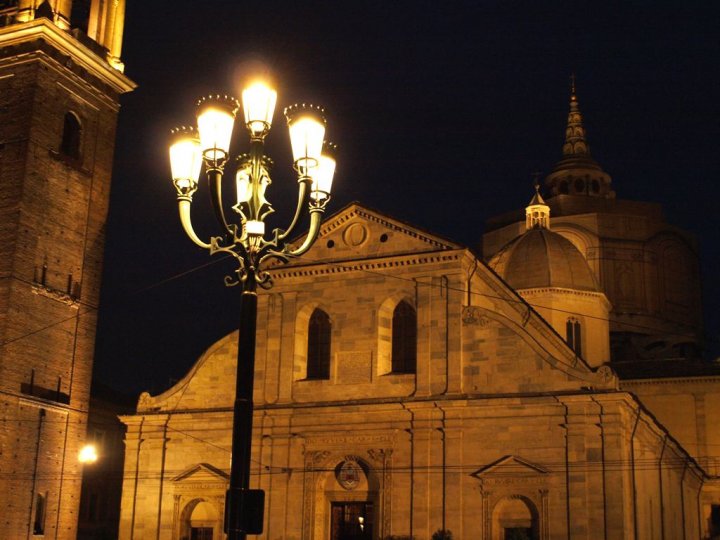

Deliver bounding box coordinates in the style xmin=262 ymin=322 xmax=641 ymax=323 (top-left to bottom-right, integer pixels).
xmin=489 ymin=229 xmax=600 ymax=292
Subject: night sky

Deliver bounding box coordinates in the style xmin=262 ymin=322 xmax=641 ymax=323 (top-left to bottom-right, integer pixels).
xmin=93 ymin=1 xmax=720 ymax=395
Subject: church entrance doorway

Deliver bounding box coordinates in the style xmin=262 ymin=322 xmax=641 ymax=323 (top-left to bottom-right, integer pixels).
xmin=190 ymin=527 xmax=213 ymax=540
xmin=181 ymin=500 xmax=219 ymax=540
xmin=330 ymin=501 xmax=373 ymax=540
xmin=504 ymin=528 xmax=533 ymax=540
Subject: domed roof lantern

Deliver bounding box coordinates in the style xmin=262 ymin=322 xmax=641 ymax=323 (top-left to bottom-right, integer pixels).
xmin=525 ymin=183 xmax=551 ymax=230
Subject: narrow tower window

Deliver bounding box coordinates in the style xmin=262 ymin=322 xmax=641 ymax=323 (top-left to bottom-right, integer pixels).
xmin=33 ymin=492 xmax=47 ymax=535
xmin=392 ymin=300 xmax=417 ymax=373
xmin=566 ymin=318 xmax=582 ymax=357
xmin=70 ymin=0 xmax=92 ymax=33
xmin=60 ymin=111 xmax=82 ymax=160
xmin=307 ymin=309 xmax=331 ymax=379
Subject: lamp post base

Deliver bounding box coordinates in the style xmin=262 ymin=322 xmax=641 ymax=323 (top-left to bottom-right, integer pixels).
xmin=224 ymin=487 xmax=265 ymax=537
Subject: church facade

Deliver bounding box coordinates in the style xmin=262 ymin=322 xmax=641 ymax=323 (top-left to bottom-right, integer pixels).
xmin=118 ymin=92 xmax=719 ymax=539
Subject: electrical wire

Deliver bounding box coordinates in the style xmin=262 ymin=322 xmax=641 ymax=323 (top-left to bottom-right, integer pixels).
xmin=4 ymin=226 xmax=719 ymax=490
xmin=2 ymin=245 xmax=716 ymax=351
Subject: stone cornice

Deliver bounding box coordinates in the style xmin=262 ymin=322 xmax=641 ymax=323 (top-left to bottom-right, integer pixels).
xmin=0 ymin=19 xmax=136 ymax=94
xmin=518 ymin=286 xmax=607 ymax=300
xmin=121 ymin=408 xmax=234 ymax=421
xmin=621 ymin=376 xmax=720 ymax=386
xmin=123 ymin=391 xmax=630 ymax=419
xmin=18 ymin=395 xmax=73 ymax=414
xmin=31 ymin=282 xmax=80 ymax=308
xmin=518 ymin=286 xmax=612 ymax=310
xmin=271 ymin=249 xmax=465 ymax=281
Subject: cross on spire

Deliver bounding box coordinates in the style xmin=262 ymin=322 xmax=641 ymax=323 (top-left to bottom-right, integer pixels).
xmin=531 ymin=170 xmax=543 ymax=189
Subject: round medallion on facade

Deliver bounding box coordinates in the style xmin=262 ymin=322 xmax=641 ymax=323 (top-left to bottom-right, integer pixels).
xmin=336 ymin=460 xmax=361 ymax=490
xmin=343 ymin=223 xmax=368 ymax=247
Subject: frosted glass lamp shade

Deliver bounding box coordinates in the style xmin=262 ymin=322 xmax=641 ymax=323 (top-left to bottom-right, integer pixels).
xmin=285 ymin=105 xmax=326 ymax=176
xmin=196 ymin=96 xmax=238 ymax=161
xmin=235 ymin=165 xmax=252 ymax=205
xmin=242 ymin=82 xmax=277 ymax=138
xmin=310 ymin=154 xmax=336 ymax=201
xmin=169 ymin=127 xmax=202 ymax=189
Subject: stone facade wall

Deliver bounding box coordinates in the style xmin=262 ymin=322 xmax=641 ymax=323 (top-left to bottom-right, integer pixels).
xmin=622 ymin=377 xmax=720 ymax=476
xmin=118 ymin=205 xmax=705 ymax=540
xmin=120 ymin=388 xmax=703 ymax=540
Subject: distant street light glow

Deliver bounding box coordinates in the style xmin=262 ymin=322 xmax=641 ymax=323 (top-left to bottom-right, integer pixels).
xmin=78 ymin=444 xmax=98 ymax=464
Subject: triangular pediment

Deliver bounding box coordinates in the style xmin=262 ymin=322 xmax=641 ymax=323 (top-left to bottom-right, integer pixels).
xmin=172 ymin=462 xmax=229 ymax=483
xmin=285 ymin=202 xmax=463 ymax=264
xmin=471 ymin=455 xmax=549 ymax=479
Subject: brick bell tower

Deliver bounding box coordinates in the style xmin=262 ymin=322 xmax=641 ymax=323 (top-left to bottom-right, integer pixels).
xmin=0 ymin=1 xmax=134 ymax=538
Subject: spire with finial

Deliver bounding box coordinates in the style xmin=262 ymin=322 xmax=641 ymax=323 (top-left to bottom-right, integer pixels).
xmin=526 ymin=182 xmax=550 ymax=230
xmin=562 ymin=73 xmax=591 ymax=158
xmin=544 ymin=75 xmax=615 ymax=199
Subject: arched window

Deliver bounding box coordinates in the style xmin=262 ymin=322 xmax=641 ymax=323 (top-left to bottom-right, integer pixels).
xmin=566 ymin=317 xmax=582 ymax=357
xmin=60 ymin=111 xmax=81 ymax=160
xmin=392 ymin=300 xmax=416 ymax=373
xmin=307 ymin=308 xmax=331 ymax=379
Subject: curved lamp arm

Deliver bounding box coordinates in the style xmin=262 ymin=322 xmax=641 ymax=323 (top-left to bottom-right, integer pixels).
xmin=178 ymin=199 xmax=211 ymax=249
xmin=207 ymin=167 xmax=233 ymax=238
xmin=282 ymin=208 xmax=324 ymax=258
xmin=277 ymin=178 xmax=309 ymax=242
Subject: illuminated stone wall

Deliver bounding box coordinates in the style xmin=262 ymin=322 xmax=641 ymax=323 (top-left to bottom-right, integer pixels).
xmin=0 ymin=13 xmax=133 ymax=539
xmin=119 ymin=204 xmax=705 ymax=539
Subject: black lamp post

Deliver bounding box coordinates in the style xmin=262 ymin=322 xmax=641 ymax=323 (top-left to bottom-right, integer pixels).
xmin=168 ymin=81 xmax=336 ymax=539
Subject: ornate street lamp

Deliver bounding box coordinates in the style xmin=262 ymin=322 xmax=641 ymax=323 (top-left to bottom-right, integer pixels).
xmin=168 ymin=81 xmax=336 ymax=539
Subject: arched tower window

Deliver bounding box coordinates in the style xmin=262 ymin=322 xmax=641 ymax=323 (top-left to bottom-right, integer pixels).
xmin=307 ymin=308 xmax=331 ymax=379
xmin=60 ymin=111 xmax=82 ymax=160
xmin=391 ymin=300 xmax=416 ymax=373
xmin=566 ymin=317 xmax=582 ymax=357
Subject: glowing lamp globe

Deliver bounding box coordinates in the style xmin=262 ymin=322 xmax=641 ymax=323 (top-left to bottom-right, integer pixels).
xmin=285 ymin=104 xmax=326 ymax=176
xmin=78 ymin=444 xmax=98 ymax=464
xmin=242 ymin=82 xmax=277 ymax=139
xmin=310 ymin=145 xmax=337 ymax=201
xmin=196 ymin=95 xmax=239 ymax=161
xmin=169 ymin=127 xmax=202 ymax=190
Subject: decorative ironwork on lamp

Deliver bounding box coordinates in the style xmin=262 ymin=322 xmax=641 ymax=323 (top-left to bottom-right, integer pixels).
xmin=168 ymin=84 xmax=336 ymax=290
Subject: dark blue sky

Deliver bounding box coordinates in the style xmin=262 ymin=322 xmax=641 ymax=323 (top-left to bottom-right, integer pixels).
xmin=94 ymin=1 xmax=720 ymax=394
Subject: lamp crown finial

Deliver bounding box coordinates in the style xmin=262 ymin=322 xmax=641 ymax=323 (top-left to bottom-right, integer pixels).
xmin=284 ymin=103 xmax=327 ymax=125
xmin=322 ymin=141 xmax=338 ymax=157
xmin=195 ymin=94 xmax=240 ymax=114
